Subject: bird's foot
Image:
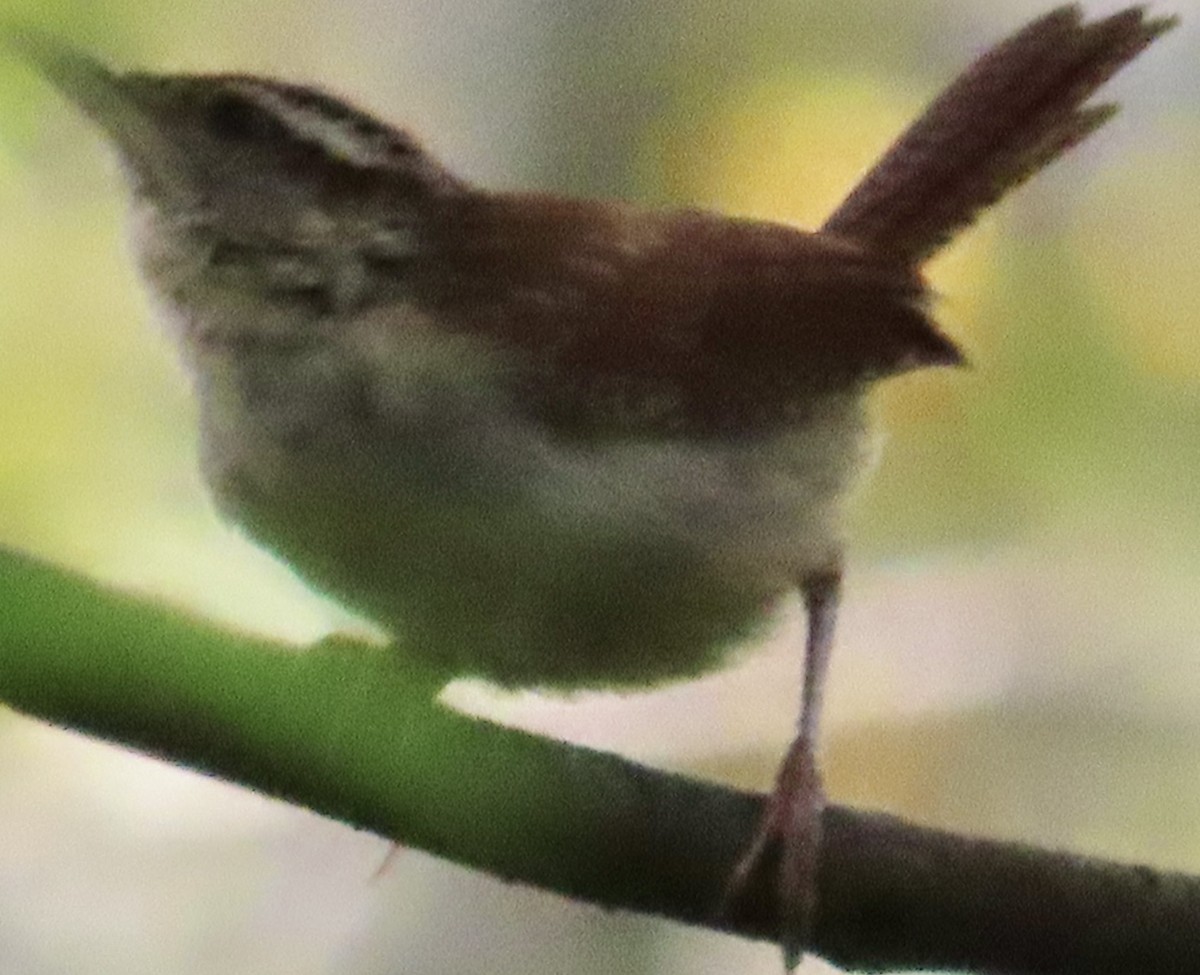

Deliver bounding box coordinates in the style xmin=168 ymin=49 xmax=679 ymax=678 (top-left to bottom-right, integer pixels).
xmin=723 ymin=736 xmax=825 ymax=970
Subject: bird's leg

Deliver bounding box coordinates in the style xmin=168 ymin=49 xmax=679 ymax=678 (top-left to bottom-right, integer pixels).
xmin=724 ymin=568 xmax=841 ymax=970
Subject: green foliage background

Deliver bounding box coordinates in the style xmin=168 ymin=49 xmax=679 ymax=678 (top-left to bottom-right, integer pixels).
xmin=1 ymin=1 xmax=1198 ymax=973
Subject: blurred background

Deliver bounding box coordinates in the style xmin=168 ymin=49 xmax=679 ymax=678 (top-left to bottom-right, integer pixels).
xmin=1 ymin=0 xmax=1198 ymax=972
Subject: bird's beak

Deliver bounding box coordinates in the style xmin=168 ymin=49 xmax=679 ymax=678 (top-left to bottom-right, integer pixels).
xmin=8 ymin=29 xmax=200 ymax=208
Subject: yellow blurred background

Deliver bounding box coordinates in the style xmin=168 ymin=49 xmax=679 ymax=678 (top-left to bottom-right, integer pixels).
xmin=1 ymin=0 xmax=1198 ymax=972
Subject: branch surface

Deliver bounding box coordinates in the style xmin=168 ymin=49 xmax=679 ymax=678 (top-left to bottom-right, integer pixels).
xmin=0 ymin=546 xmax=1197 ymax=973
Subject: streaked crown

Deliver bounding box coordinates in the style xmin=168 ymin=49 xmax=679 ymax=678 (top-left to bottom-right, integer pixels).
xmin=10 ymin=31 xmax=465 ymax=237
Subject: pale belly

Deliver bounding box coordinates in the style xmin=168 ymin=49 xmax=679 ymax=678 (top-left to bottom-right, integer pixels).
xmin=179 ymin=307 xmax=869 ymax=689
xmin=202 ymin=381 xmax=864 ymax=687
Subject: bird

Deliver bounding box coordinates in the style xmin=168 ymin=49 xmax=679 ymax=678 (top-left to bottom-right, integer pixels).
xmin=10 ymin=5 xmax=1176 ymax=967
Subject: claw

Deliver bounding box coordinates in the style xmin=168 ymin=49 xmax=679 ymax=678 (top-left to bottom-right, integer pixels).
xmin=724 ymin=737 xmax=824 ymax=969
xmin=724 ymin=569 xmax=839 ymax=969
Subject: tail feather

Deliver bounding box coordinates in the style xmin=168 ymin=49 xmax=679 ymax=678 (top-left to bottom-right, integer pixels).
xmin=821 ymin=5 xmax=1176 ymax=265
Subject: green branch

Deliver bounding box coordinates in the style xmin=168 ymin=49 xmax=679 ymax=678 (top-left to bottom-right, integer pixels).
xmin=1 ymin=545 xmax=1198 ymax=973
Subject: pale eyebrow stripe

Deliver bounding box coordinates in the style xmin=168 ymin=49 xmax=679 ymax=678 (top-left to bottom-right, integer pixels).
xmin=227 ymin=78 xmax=419 ymax=168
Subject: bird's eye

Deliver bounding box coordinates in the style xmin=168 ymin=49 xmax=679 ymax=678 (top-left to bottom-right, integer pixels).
xmin=205 ymin=93 xmax=265 ymax=141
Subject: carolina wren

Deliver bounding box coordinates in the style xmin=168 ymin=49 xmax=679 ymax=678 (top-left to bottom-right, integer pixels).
xmin=13 ymin=5 xmax=1174 ymax=967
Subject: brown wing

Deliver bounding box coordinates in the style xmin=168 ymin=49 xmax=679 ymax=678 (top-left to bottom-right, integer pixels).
xmin=400 ymin=193 xmax=960 ymax=439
